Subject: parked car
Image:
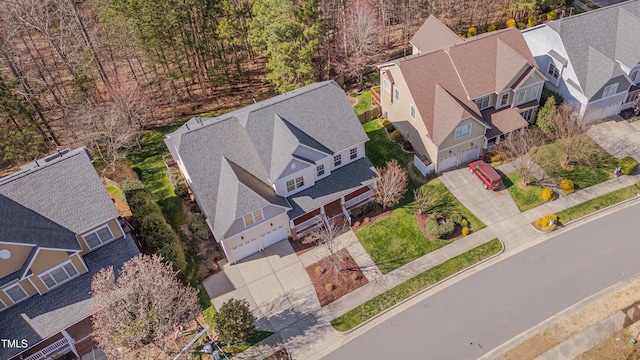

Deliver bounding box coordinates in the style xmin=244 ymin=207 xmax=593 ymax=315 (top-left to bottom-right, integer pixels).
xmin=469 ymin=160 xmax=503 ymax=190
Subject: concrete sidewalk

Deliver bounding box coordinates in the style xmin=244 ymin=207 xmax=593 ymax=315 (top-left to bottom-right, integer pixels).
xmin=234 ymin=172 xmax=640 ymax=359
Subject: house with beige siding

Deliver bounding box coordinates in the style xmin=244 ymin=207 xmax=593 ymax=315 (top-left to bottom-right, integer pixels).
xmin=165 ymin=81 xmax=378 ymax=264
xmin=0 ymin=148 xmax=139 ymax=360
xmin=380 ymin=16 xmax=546 ymax=173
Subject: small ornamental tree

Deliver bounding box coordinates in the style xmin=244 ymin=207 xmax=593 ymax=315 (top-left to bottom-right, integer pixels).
xmin=214 ymin=298 xmax=256 ymax=345
xmin=374 ymin=159 xmax=408 ymax=209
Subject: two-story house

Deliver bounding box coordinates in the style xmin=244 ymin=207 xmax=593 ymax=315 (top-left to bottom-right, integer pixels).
xmin=522 ymin=0 xmax=640 ymax=123
xmin=379 ymin=15 xmax=546 ymax=173
xmin=165 ymin=81 xmax=378 ymax=264
xmin=0 ymin=148 xmax=139 ymax=360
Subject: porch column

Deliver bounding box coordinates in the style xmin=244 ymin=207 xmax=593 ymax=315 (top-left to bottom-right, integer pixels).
xmin=61 ymin=330 xmax=79 ymax=357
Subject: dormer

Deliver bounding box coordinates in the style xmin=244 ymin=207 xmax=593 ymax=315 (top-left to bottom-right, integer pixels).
xmin=546 ymin=50 xmax=567 ymax=87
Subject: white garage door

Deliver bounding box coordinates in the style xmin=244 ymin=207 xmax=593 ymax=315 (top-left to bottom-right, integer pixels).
xmin=260 ymin=225 xmax=287 ymax=249
xmin=461 ymin=146 xmax=480 ymax=164
xmin=231 ymin=238 xmax=259 ymax=262
xmin=602 ymin=103 xmax=621 ymax=118
xmin=439 ymin=154 xmax=458 ymax=172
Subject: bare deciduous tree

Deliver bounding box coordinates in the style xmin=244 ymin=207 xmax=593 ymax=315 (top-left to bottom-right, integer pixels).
xmin=91 ymin=254 xmax=199 ymax=360
xmin=374 ymin=159 xmax=408 ymax=209
xmin=344 ymin=0 xmax=380 ymax=84
xmin=301 ymin=217 xmax=346 ymax=271
xmin=544 ymin=103 xmax=589 ymax=169
xmin=496 ymin=127 xmax=546 ymax=185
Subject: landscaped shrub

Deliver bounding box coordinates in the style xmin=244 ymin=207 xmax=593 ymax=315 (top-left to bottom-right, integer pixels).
xmin=160 ymin=196 xmax=186 ymax=228
xmin=461 ymin=227 xmax=470 ymax=236
xmin=487 ymin=24 xmax=497 ymax=32
xmin=541 ymin=187 xmax=554 ymax=202
xmin=527 ymin=15 xmax=537 ymax=27
xmin=187 ymin=213 xmax=211 ymax=241
xmin=390 ymin=130 xmax=404 ymax=143
xmin=485 ymin=151 xmax=502 ymax=164
xmin=381 ymin=118 xmax=391 ymax=128
xmin=467 ymin=26 xmax=477 ymax=37
xmin=547 ymin=10 xmax=558 ymax=21
xmin=167 ymin=167 xmax=189 ymax=199
xmin=402 ymin=140 xmax=413 ymax=151
xmin=426 ymin=215 xmax=456 ymax=239
xmin=448 ymin=211 xmax=463 ymax=224
xmin=505 ymin=19 xmax=516 ymax=28
xmin=618 ymin=156 xmax=638 ymax=175
xmin=386 ymin=124 xmax=396 ymax=133
xmin=214 ymin=298 xmax=256 ymax=345
xmin=535 ymin=213 xmax=558 ymax=232
xmin=350 ymin=201 xmax=378 ymax=219
xmin=516 ymin=22 xmax=526 ymax=30
xmin=560 ymin=179 xmax=575 ymax=194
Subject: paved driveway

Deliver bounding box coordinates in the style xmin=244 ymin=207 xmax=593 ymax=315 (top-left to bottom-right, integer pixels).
xmin=587 ymin=119 xmax=640 ymax=162
xmin=440 ymin=168 xmax=520 ymax=226
xmin=202 ymin=240 xmax=320 ymax=333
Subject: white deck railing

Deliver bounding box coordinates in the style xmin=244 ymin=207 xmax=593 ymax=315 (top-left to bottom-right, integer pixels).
xmin=23 ymin=337 xmax=70 ymax=360
xmin=344 ymin=189 xmax=374 ymax=208
xmin=294 ymin=215 xmax=322 ymax=233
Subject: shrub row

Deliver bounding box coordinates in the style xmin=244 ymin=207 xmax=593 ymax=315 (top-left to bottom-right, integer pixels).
xmin=123 ymin=180 xmax=187 ymax=276
xmin=167 ymin=167 xmax=189 ymax=199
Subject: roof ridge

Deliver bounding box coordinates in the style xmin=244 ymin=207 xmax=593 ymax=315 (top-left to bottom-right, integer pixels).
xmin=0 ymin=148 xmax=88 ymax=187
xmin=444 ymin=49 xmax=470 ymax=100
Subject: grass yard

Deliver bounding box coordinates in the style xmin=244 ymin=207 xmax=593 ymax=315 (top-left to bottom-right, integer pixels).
xmin=352 ymin=90 xmax=373 ymax=115
xmin=531 ymin=136 xmax=617 ymax=190
xmin=331 ymin=238 xmax=503 ymax=332
xmin=557 ymin=184 xmax=639 ymax=224
xmin=356 ymin=178 xmax=485 ymax=273
xmin=503 ymin=172 xmax=546 ymax=212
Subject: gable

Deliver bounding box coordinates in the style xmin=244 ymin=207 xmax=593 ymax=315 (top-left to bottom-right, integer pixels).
xmin=0 ymin=243 xmax=35 ymax=279
xmin=410 ymin=15 xmax=463 ymax=54
xmin=24 ymin=248 xmax=77 ymax=279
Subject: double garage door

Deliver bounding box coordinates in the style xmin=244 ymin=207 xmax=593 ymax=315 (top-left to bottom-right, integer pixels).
xmin=438 ymin=146 xmax=480 ymax=172
xmin=230 ymin=225 xmax=287 ymax=262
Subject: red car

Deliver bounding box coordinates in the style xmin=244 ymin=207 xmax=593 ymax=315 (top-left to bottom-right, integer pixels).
xmin=468 ymin=160 xmax=503 ymax=190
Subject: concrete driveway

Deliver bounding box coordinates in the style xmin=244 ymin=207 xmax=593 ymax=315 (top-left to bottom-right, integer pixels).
xmin=202 ymin=240 xmax=320 ymax=334
xmin=587 ymin=119 xmax=640 ymax=162
xmin=440 ymin=168 xmax=520 ymax=226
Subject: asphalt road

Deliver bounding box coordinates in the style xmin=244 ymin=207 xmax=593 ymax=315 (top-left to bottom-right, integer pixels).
xmin=323 ymin=202 xmax=640 ymax=360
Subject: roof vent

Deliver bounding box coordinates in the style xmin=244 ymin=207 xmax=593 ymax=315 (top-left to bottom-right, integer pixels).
xmin=290 ymin=163 xmax=296 ymax=170
xmin=0 ymin=249 xmax=11 ymax=260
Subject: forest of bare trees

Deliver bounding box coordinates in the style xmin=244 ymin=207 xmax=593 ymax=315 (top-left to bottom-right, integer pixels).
xmin=0 ymin=0 xmax=569 ymax=170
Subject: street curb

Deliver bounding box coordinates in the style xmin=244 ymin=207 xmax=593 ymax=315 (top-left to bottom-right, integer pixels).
xmin=559 ymin=191 xmax=640 ymax=228
xmin=337 ymin=237 xmax=505 ymax=334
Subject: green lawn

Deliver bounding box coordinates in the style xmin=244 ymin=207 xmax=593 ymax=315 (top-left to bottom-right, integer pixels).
xmin=531 ymin=136 xmax=617 ymax=191
xmin=503 ymin=172 xmax=546 ymax=212
xmin=356 ymin=178 xmax=485 ymax=274
xmin=352 ymin=90 xmax=373 ymax=115
xmin=557 ymin=185 xmax=639 ymax=224
xmin=331 ymin=238 xmax=503 ymax=332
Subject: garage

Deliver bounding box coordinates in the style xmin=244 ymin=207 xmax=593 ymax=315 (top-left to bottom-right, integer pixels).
xmin=460 ymin=146 xmax=480 ymax=164
xmin=260 ymin=225 xmax=287 ymax=249
xmin=602 ymin=102 xmax=621 ymax=118
xmin=438 ymin=153 xmax=458 ymax=172
xmin=231 ymin=238 xmax=259 ymax=263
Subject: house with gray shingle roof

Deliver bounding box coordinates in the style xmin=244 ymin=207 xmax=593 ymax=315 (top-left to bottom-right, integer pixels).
xmin=379 ymin=15 xmax=546 ymax=173
xmin=0 ymin=147 xmax=139 ymax=360
xmin=522 ymin=0 xmax=640 ymax=123
xmin=165 ymin=81 xmax=378 ymax=264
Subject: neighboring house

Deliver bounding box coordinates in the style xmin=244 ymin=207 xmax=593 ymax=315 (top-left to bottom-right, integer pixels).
xmin=165 ymin=81 xmax=378 ymax=264
xmin=0 ymin=148 xmax=139 ymax=360
xmin=522 ymin=0 xmax=640 ymax=123
xmin=380 ymin=16 xmax=546 ymax=173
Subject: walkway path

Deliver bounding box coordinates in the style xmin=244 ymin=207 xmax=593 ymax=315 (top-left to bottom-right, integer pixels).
xmin=233 ymin=169 xmax=640 ymax=359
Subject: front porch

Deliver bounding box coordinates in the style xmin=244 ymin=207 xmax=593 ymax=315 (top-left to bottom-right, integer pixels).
xmin=481 ymin=104 xmax=533 ymax=152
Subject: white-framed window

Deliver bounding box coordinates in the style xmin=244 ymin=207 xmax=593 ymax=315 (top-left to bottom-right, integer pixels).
xmin=548 ymin=62 xmax=560 ymax=80
xmin=603 ymin=84 xmax=618 ymax=97
xmin=530 ymin=86 xmax=539 ymax=100
xmin=350 ymin=148 xmax=358 ymax=160
xmin=475 ymin=96 xmax=490 ymax=110
xmin=454 ymin=123 xmax=472 ymax=140
xmin=39 ymin=260 xmax=79 ymax=290
xmin=383 ymin=78 xmax=391 ymax=93
xmin=286 ymin=179 xmax=295 ymax=192
xmin=243 ymin=209 xmax=263 ymax=227
xmin=516 ymin=91 xmax=525 ymax=104
xmin=500 ymin=93 xmax=509 ymax=107
xmin=626 ymin=91 xmax=639 ymax=104
xmin=334 ymin=154 xmax=342 ymax=167
xmin=520 ymin=108 xmax=534 ymax=123
xmin=410 ymin=105 xmax=416 ymax=119
xmin=82 ymin=225 xmax=115 ymax=250
xmin=4 ymin=283 xmax=28 ymax=304
xmin=0 ymin=297 xmax=6 ymax=311
xmin=295 ymin=176 xmax=304 ymax=188
xmin=316 ymin=164 xmax=325 ymax=177
xmin=631 ymin=70 xmax=638 ymax=82
xmin=394 ymin=88 xmax=400 ymax=102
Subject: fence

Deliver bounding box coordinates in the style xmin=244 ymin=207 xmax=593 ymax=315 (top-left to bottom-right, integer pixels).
xmin=357 ymin=107 xmax=382 ymax=124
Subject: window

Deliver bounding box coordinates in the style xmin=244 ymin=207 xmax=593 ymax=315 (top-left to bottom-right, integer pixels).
xmin=4 ymin=284 xmax=28 ymax=304
xmin=286 ymin=179 xmax=295 ymax=192
xmin=603 ymin=84 xmax=618 ymax=97
xmin=394 ymin=88 xmax=400 ymax=102
xmin=82 ymin=225 xmax=115 ymax=250
xmin=0 ymin=298 xmax=6 ymax=311
xmin=454 ymin=123 xmax=472 ymax=140
xmin=350 ymin=148 xmax=358 ymax=160
xmin=316 ymin=164 xmax=325 ymax=177
xmin=295 ymin=176 xmax=304 ymax=188
xmin=475 ymin=96 xmax=490 ymax=110
xmin=383 ymin=78 xmax=391 ymax=93
xmin=39 ymin=261 xmax=79 ymax=290
xmin=243 ymin=209 xmax=263 ymax=227
xmin=530 ymin=86 xmax=539 ymax=100
xmin=334 ymin=154 xmax=342 ymax=167
xmin=516 ymin=91 xmax=525 ymax=104
xmin=410 ymin=105 xmax=416 ymax=119
xmin=631 ymin=70 xmax=638 ymax=82
xmin=500 ymin=93 xmax=509 ymax=107
xmin=548 ymin=62 xmax=560 ymax=80
xmin=626 ymin=91 xmax=639 ymax=104
xmin=520 ymin=108 xmax=534 ymax=123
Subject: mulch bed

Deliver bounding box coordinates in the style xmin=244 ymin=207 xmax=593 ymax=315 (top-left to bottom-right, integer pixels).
xmin=264 ymin=348 xmax=290 ymax=360
xmin=415 ymin=211 xmax=463 ymax=241
xmin=306 ymin=248 xmax=368 ymax=307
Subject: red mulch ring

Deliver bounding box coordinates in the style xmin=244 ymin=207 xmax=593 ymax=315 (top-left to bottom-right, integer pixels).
xmin=265 ymin=348 xmax=290 ymax=360
xmin=350 ymin=207 xmax=393 ymax=231
xmin=306 ymin=248 xmax=368 ymax=307
xmin=414 ymin=211 xmax=463 ymax=241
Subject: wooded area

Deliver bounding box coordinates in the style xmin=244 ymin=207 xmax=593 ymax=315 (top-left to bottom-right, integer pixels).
xmin=0 ymin=0 xmax=570 ymax=171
